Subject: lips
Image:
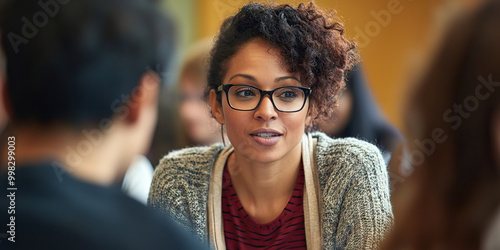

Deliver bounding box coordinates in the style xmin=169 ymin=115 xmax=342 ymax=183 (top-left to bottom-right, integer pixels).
xmin=250 ymin=129 xmax=283 ymax=146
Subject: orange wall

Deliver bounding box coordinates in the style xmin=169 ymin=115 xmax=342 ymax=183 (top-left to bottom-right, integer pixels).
xmin=196 ymin=0 xmax=480 ymax=130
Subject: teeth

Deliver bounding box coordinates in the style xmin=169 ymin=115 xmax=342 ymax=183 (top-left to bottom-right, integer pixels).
xmin=255 ymin=133 xmax=278 ymax=138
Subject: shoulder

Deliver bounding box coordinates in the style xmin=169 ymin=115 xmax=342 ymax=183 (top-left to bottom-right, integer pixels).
xmin=150 ymin=143 xmax=225 ymax=198
xmin=149 ymin=144 xmax=225 ymax=208
xmin=311 ymin=131 xmax=388 ymax=196
xmin=312 ymin=131 xmax=384 ymax=169
xmin=149 ymin=144 xmax=225 ymax=240
xmin=311 ymin=133 xmax=393 ymax=249
xmin=153 ymin=144 xmax=225 ymax=179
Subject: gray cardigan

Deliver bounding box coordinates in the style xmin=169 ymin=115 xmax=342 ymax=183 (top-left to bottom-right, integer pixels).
xmin=149 ymin=132 xmax=393 ymax=249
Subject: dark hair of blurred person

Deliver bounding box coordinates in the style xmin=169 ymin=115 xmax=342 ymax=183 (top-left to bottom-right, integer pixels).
xmin=382 ymin=0 xmax=500 ymax=249
xmin=0 ymin=0 xmax=204 ymax=249
xmin=317 ymin=64 xmax=402 ymax=164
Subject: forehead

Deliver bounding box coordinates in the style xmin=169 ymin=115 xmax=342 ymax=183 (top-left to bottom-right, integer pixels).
xmin=223 ymin=38 xmax=300 ymax=86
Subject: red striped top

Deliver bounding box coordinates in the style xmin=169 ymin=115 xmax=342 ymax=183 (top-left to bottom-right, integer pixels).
xmin=221 ymin=165 xmax=306 ymax=249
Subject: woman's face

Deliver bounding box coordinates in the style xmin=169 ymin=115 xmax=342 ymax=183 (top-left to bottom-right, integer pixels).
xmin=211 ymin=38 xmax=312 ymax=163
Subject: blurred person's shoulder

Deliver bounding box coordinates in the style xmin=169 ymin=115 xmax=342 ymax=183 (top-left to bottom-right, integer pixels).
xmin=0 ymin=163 xmax=205 ymax=250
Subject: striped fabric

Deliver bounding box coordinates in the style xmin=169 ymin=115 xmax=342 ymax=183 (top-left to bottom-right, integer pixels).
xmin=222 ymin=165 xmax=306 ymax=249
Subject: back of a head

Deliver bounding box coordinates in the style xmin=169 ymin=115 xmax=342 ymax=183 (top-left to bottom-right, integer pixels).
xmin=384 ymin=0 xmax=500 ymax=249
xmin=0 ymin=0 xmax=175 ymax=127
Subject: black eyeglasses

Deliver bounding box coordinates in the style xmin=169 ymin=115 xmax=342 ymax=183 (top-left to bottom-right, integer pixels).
xmin=217 ymin=84 xmax=312 ymax=113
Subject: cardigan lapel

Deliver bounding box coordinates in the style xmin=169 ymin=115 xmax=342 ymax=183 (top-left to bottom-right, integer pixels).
xmin=207 ymin=133 xmax=322 ymax=249
xmin=302 ymin=133 xmax=323 ymax=249
xmin=207 ymin=146 xmax=233 ymax=249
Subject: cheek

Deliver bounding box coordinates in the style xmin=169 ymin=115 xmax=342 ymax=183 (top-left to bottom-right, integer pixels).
xmin=282 ymin=111 xmax=309 ymax=134
xmin=222 ymin=106 xmax=246 ymax=139
xmin=179 ymin=103 xmax=191 ymax=118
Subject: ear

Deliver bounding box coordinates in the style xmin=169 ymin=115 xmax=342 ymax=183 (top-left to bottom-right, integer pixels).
xmin=304 ymin=100 xmax=315 ymax=126
xmin=209 ymin=89 xmax=224 ymax=125
xmin=125 ymin=71 xmax=160 ymax=124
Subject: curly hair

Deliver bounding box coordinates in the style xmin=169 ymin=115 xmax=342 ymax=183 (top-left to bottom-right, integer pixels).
xmin=207 ymin=2 xmax=358 ymax=129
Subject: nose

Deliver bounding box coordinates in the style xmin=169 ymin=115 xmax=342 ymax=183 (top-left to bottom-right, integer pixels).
xmin=254 ymin=95 xmax=278 ymax=121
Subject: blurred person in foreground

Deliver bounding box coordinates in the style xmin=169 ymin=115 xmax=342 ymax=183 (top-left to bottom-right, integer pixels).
xmin=0 ymin=0 xmax=204 ymax=249
xmin=382 ymin=0 xmax=500 ymax=249
xmin=149 ymin=2 xmax=393 ymax=249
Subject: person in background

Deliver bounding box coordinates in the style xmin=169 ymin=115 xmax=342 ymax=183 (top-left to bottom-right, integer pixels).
xmin=317 ymin=64 xmax=402 ymax=164
xmin=382 ymin=0 xmax=500 ymax=249
xmin=147 ymin=38 xmax=224 ymax=166
xmin=0 ymin=0 xmax=204 ymax=249
xmin=149 ymin=2 xmax=393 ymax=249
xmin=178 ymin=38 xmax=223 ymax=147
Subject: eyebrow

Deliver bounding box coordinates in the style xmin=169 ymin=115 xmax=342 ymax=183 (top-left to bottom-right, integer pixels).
xmin=228 ymin=74 xmax=256 ymax=82
xmin=275 ymin=76 xmax=300 ymax=83
xmin=228 ymin=74 xmax=300 ymax=83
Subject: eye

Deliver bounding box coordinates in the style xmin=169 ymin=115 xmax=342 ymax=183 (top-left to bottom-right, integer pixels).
xmin=276 ymin=88 xmax=300 ymax=100
xmin=231 ymin=86 xmax=259 ymax=98
xmin=279 ymin=91 xmax=297 ymax=98
xmin=234 ymin=88 xmax=257 ymax=97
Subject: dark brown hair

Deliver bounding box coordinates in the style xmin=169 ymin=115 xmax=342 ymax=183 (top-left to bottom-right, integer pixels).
xmin=206 ymin=2 xmax=357 ymax=129
xmin=383 ymin=1 xmax=500 ymax=249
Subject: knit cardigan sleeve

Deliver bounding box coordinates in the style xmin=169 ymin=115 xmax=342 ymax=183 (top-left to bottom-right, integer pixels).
xmin=314 ymin=133 xmax=393 ymax=249
xmin=148 ymin=144 xmax=224 ymax=242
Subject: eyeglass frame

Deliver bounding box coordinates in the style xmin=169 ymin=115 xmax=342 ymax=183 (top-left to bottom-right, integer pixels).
xmin=217 ymin=84 xmax=312 ymax=113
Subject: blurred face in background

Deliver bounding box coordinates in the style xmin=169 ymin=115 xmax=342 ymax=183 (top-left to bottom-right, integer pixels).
xmin=179 ymin=74 xmax=221 ymax=145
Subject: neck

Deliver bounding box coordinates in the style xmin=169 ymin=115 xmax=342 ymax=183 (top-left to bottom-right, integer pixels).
xmin=1 ymin=124 xmax=127 ymax=186
xmin=228 ymin=141 xmax=302 ymax=223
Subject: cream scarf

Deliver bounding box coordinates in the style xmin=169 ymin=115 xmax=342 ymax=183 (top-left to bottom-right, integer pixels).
xmin=207 ymin=133 xmax=323 ymax=249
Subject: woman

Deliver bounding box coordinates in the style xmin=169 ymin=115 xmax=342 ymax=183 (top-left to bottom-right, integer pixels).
xmin=382 ymin=0 xmax=500 ymax=249
xmin=149 ymin=3 xmax=393 ymax=249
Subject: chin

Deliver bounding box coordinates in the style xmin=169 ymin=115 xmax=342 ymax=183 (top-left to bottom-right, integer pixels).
xmin=239 ymin=147 xmax=287 ymax=163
